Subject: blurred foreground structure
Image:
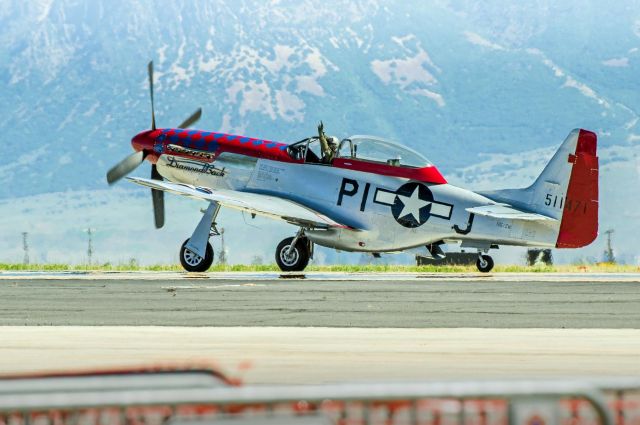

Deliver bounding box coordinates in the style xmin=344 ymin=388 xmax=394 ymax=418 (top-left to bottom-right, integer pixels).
xmin=1 ymin=367 xmax=639 ymax=425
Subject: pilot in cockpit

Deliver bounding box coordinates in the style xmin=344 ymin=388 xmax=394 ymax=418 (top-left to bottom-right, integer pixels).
xmin=317 ymin=121 xmax=338 ymax=163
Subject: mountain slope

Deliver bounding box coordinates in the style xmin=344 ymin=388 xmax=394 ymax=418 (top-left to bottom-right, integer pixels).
xmin=0 ymin=1 xmax=638 ymax=264
xmin=1 ymin=0 xmax=639 ymax=198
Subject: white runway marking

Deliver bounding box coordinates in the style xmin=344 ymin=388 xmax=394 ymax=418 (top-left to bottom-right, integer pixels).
xmin=162 ymin=283 xmax=267 ymax=290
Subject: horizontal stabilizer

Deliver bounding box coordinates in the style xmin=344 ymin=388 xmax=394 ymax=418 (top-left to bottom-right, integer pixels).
xmin=466 ymin=204 xmax=557 ymax=222
xmin=127 ymin=177 xmax=350 ymax=229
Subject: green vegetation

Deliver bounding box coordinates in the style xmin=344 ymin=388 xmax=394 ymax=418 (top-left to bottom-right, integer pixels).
xmin=0 ymin=262 xmax=637 ymax=273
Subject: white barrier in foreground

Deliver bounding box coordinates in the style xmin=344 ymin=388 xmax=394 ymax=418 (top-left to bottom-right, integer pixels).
xmin=0 ymin=369 xmax=638 ymax=425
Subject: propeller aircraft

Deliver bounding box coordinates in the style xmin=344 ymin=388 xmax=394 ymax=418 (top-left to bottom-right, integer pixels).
xmin=107 ymin=62 xmax=599 ymax=272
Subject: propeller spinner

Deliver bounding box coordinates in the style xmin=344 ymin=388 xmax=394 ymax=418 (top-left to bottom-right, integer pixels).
xmin=105 ymin=61 xmax=202 ymax=229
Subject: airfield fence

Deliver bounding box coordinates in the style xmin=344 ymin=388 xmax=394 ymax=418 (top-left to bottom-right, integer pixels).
xmin=0 ymin=369 xmax=639 ymax=425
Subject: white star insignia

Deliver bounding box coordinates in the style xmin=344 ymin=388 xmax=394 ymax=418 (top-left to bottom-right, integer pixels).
xmin=397 ymin=186 xmax=430 ymax=222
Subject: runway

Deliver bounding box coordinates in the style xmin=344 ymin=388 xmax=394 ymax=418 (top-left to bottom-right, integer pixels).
xmin=1 ymin=272 xmax=639 ymax=383
xmin=0 ymin=272 xmax=639 ymax=327
xmin=1 ymin=327 xmax=639 ymax=383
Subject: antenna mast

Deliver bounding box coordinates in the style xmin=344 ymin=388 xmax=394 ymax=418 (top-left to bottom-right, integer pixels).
xmin=85 ymin=228 xmax=94 ymax=265
xmin=603 ymin=229 xmax=615 ymax=263
xmin=219 ymin=227 xmax=227 ymax=265
xmin=22 ymin=232 xmax=29 ymax=265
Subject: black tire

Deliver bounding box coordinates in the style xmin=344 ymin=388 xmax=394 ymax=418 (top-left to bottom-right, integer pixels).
xmin=275 ymin=237 xmax=310 ymax=272
xmin=476 ymin=254 xmax=494 ymax=273
xmin=180 ymin=239 xmax=214 ymax=272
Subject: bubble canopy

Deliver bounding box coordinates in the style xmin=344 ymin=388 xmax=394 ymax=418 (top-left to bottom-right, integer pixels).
xmin=338 ymin=135 xmax=432 ymax=168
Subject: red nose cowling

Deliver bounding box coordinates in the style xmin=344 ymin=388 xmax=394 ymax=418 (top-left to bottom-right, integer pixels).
xmin=131 ymin=130 xmax=155 ymax=152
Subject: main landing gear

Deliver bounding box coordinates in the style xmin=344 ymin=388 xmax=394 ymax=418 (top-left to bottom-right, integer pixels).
xmin=180 ymin=239 xmax=214 ymax=272
xmin=179 ymin=202 xmax=220 ymax=272
xmin=476 ymin=253 xmax=494 ymax=273
xmin=275 ymin=228 xmax=312 ymax=272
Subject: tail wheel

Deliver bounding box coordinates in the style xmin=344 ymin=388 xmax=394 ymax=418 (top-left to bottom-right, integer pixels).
xmin=275 ymin=237 xmax=310 ymax=272
xmin=476 ymin=254 xmax=494 ymax=273
xmin=180 ymin=239 xmax=214 ymax=272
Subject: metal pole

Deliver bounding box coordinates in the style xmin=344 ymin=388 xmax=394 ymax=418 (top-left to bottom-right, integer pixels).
xmin=85 ymin=228 xmax=94 ymax=265
xmin=603 ymin=229 xmax=615 ymax=263
xmin=219 ymin=228 xmax=227 ymax=265
xmin=22 ymin=232 xmax=29 ymax=265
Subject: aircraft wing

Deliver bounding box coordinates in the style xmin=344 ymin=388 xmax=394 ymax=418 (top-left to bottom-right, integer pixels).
xmin=466 ymin=204 xmax=557 ymax=222
xmin=127 ymin=177 xmax=349 ymax=229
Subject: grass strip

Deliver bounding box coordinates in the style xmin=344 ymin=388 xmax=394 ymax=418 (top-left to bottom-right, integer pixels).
xmin=0 ymin=263 xmax=637 ymax=273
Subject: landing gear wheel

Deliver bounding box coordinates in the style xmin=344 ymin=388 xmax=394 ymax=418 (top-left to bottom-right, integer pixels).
xmin=476 ymin=254 xmax=494 ymax=273
xmin=275 ymin=237 xmax=310 ymax=272
xmin=180 ymin=239 xmax=214 ymax=272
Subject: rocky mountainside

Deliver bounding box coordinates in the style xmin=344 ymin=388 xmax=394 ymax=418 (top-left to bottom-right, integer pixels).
xmin=1 ymin=0 xmax=638 ymax=263
xmin=2 ymin=0 xmax=639 ymax=194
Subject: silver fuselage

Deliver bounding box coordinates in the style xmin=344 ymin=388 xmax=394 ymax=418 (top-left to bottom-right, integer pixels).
xmin=157 ymin=154 xmax=559 ymax=252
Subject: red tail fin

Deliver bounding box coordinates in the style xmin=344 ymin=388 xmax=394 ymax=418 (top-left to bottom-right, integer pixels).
xmin=556 ymin=130 xmax=599 ymax=248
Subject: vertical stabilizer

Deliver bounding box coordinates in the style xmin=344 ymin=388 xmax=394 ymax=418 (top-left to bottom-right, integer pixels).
xmin=481 ymin=129 xmax=599 ymax=248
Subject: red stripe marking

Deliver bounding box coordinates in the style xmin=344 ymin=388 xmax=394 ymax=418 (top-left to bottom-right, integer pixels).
xmin=0 ymin=364 xmax=237 ymax=385
xmin=332 ymin=158 xmax=447 ymax=184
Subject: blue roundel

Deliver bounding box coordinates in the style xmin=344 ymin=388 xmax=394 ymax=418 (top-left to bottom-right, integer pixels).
xmin=390 ymin=182 xmax=434 ymax=228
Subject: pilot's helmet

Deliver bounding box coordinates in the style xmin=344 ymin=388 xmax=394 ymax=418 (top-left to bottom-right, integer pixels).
xmin=327 ymin=136 xmax=339 ymax=148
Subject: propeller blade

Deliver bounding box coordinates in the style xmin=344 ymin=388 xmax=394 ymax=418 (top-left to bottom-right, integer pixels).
xmin=148 ymin=61 xmax=156 ymax=130
xmin=151 ymin=164 xmax=165 ymax=229
xmin=177 ymin=108 xmax=202 ymax=129
xmin=106 ymin=150 xmax=146 ymax=185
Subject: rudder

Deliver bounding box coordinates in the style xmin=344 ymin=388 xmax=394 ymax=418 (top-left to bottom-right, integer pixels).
xmin=555 ymin=129 xmax=598 ymax=248
xmin=481 ymin=129 xmax=599 ymax=248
